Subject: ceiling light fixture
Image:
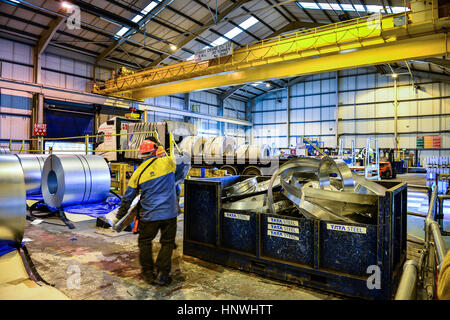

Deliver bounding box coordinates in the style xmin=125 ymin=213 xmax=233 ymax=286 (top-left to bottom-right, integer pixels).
xmin=61 ymin=1 xmax=73 ymax=9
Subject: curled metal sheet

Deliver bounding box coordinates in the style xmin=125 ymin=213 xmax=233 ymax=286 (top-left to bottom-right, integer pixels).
xmin=267 ymin=157 xmax=381 ymax=223
xmin=222 ymin=193 xmax=266 ymax=211
xmin=267 ymin=157 xmax=321 ymax=215
xmin=223 ymin=177 xmax=258 ymax=197
xmin=352 ymin=173 xmax=387 ymax=196
xmin=302 ymin=183 xmax=379 ymax=206
xmin=223 ymin=193 xmax=294 ymax=213
xmin=16 ymin=154 xmax=48 ymax=195
xmin=0 ymin=155 xmax=26 ymax=245
xmin=42 ymin=155 xmax=111 ymax=208
xmin=255 ymin=176 xmax=281 ymax=193
xmin=319 ymin=157 xmax=354 ymax=191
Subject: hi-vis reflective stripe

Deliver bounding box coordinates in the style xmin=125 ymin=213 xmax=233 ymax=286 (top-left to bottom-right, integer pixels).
xmin=224 ymin=212 xmax=250 ymax=221
xmin=327 ymin=223 xmax=367 ymax=234
xmin=268 ymin=224 xmax=299 ymax=234
xmin=267 ymin=216 xmax=299 ymax=227
xmin=267 ymin=230 xmax=299 ymax=241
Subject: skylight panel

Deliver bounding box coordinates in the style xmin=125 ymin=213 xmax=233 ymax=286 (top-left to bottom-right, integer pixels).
xmin=141 ymin=2 xmax=158 ymax=15
xmin=296 ymin=2 xmax=407 ymax=13
xmin=116 ymin=27 xmax=129 ymax=37
xmin=187 ymin=16 xmax=260 ymax=60
xmin=115 ymin=0 xmax=160 ymax=36
xmin=239 ymin=16 xmax=258 ymax=29
xmin=132 ymin=15 xmax=143 ymax=23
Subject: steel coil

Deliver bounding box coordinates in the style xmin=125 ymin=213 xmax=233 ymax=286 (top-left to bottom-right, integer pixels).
xmin=236 ymin=144 xmax=249 ymax=159
xmin=248 ymin=144 xmax=271 ymax=161
xmin=16 ymin=154 xmax=48 ymax=195
xmin=0 ymin=155 xmax=26 ymax=245
xmin=42 ymin=154 xmax=111 ymax=208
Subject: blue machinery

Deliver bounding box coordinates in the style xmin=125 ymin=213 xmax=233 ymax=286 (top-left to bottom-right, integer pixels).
xmin=184 ymin=175 xmax=407 ymax=299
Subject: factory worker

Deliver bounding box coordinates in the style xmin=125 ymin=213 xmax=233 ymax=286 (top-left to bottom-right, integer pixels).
xmin=114 ymin=136 xmax=185 ymax=286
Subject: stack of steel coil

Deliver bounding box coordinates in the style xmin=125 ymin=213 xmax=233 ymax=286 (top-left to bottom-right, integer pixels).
xmin=41 ymin=154 xmax=111 ymax=208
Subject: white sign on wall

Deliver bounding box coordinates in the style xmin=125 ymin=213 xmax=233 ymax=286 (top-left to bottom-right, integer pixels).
xmin=194 ymin=42 xmax=233 ymax=62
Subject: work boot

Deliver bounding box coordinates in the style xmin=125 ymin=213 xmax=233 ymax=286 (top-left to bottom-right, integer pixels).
xmin=154 ymin=271 xmax=172 ymax=286
xmin=141 ymin=271 xmax=156 ymax=285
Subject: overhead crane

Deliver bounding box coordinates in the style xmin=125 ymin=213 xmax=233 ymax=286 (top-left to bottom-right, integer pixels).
xmin=93 ymin=3 xmax=450 ymax=100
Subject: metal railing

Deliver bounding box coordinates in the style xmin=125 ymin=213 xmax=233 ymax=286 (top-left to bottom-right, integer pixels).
xmin=396 ymin=185 xmax=448 ymax=299
xmin=5 ymin=131 xmax=162 ymax=155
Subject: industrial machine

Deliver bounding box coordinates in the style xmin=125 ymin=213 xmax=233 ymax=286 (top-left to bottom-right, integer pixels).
xmin=95 ymin=117 xmax=195 ymax=163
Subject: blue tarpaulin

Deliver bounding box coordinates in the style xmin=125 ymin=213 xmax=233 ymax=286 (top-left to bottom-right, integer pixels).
xmin=60 ymin=197 xmax=121 ymax=218
xmin=0 ymin=240 xmax=22 ymax=257
xmin=27 ymin=194 xmax=44 ymax=201
xmin=28 ymin=194 xmax=122 ymax=218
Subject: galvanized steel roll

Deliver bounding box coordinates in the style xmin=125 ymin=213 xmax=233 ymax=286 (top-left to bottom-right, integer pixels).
xmin=248 ymin=144 xmax=272 ymax=161
xmin=236 ymin=144 xmax=249 ymax=159
xmin=0 ymin=154 xmax=26 ymax=245
xmin=210 ymin=136 xmax=236 ymax=158
xmin=16 ymin=154 xmax=48 ymax=195
xmin=179 ymin=136 xmax=205 ymax=157
xmin=42 ymin=154 xmax=111 ymax=208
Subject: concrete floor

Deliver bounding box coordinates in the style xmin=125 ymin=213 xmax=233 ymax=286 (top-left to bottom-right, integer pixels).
xmin=24 ymin=216 xmax=338 ymax=300
xmin=22 ymin=173 xmax=446 ymax=300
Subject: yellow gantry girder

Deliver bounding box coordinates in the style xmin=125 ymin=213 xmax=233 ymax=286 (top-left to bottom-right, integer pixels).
xmin=94 ymin=11 xmax=450 ymax=100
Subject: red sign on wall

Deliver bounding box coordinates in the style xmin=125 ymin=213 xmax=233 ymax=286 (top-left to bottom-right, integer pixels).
xmin=33 ymin=123 xmax=47 ymax=136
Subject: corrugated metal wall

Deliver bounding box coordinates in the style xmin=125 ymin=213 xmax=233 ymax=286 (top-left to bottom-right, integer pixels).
xmin=0 ymin=38 xmax=32 ymax=151
xmin=0 ymin=38 xmax=249 ymax=150
xmin=252 ymin=68 xmax=450 ymax=164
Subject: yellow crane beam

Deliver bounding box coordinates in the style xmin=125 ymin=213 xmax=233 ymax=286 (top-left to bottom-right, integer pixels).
xmin=94 ymin=11 xmax=450 ymax=100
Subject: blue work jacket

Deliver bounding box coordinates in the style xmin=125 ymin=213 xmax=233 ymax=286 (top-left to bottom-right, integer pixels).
xmin=122 ymin=153 xmax=184 ymax=222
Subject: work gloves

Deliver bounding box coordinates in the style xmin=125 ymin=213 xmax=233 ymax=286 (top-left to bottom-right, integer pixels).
xmin=116 ymin=200 xmax=131 ymax=221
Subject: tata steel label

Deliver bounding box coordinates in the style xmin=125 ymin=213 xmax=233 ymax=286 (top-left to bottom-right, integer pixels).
xmin=267 ymin=230 xmax=299 ymax=241
xmin=327 ymin=223 xmax=367 ymax=234
xmin=268 ymin=224 xmax=299 ymax=234
xmin=224 ymin=212 xmax=250 ymax=221
xmin=267 ymin=217 xmax=299 ymax=227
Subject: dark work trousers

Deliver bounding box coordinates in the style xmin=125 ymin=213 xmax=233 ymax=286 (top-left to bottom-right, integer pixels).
xmin=138 ymin=217 xmax=177 ymax=275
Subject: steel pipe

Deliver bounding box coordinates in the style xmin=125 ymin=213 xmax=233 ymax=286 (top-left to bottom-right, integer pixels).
xmin=0 ymin=155 xmax=26 ymax=245
xmin=15 ymin=154 xmax=48 ymax=195
xmin=430 ymin=221 xmax=447 ymax=267
xmin=42 ymin=155 xmax=110 ymax=208
xmin=395 ymin=260 xmax=419 ymax=300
